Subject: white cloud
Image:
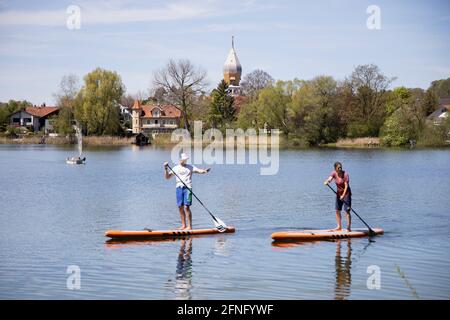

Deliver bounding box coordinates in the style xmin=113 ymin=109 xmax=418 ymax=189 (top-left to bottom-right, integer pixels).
xmin=0 ymin=0 xmax=218 ymax=27
xmin=0 ymin=0 xmax=275 ymax=27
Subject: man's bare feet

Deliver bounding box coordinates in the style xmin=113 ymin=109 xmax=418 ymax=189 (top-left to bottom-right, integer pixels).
xmin=331 ymin=227 xmax=342 ymax=231
xmin=185 ymin=226 xmax=192 ymax=230
xmin=346 ymin=228 xmax=352 ymax=232
xmin=176 ymin=226 xmax=186 ymax=230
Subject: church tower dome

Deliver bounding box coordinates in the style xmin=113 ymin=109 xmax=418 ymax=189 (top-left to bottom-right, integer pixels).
xmin=223 ymin=36 xmax=242 ymax=86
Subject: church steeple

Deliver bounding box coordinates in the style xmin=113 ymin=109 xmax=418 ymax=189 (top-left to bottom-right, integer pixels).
xmin=223 ymin=36 xmax=242 ymax=87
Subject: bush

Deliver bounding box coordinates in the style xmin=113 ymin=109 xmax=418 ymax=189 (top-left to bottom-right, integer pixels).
xmin=417 ymin=122 xmax=450 ymax=147
xmin=288 ymin=135 xmax=308 ymax=147
xmin=5 ymin=125 xmax=19 ymax=138
xmin=346 ymin=122 xmax=375 ymax=138
xmin=380 ymin=113 xmax=412 ymax=146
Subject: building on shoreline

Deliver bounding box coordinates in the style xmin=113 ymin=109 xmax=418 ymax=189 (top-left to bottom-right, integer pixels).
xmin=9 ymin=104 xmax=59 ymax=133
xmin=427 ymin=98 xmax=450 ymax=125
xmin=131 ymin=100 xmax=182 ymax=135
xmin=223 ymin=36 xmax=242 ymax=96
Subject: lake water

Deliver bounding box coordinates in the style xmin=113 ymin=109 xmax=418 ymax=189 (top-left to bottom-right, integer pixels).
xmin=0 ymin=144 xmax=449 ymax=299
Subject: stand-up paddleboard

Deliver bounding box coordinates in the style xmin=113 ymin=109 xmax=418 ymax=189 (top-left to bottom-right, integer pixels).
xmin=105 ymin=226 xmax=235 ymax=240
xmin=272 ymin=227 xmax=383 ymax=242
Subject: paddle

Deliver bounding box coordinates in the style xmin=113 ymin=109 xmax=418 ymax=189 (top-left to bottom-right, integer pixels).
xmin=325 ymin=183 xmax=376 ymax=237
xmin=166 ymin=164 xmax=228 ymax=232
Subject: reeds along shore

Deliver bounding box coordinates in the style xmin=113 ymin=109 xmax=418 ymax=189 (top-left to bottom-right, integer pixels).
xmin=0 ymin=135 xmax=134 ymax=146
xmin=0 ymin=134 xmax=385 ymax=148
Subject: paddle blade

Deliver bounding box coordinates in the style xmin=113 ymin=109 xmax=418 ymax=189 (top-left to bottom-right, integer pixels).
xmin=213 ymin=217 xmax=228 ymax=233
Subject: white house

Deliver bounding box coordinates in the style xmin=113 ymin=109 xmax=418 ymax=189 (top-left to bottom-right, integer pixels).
xmin=427 ymin=98 xmax=450 ymax=125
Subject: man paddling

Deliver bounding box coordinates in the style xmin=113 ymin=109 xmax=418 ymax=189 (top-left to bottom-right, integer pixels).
xmin=324 ymin=162 xmax=352 ymax=232
xmin=164 ymin=153 xmax=210 ymax=230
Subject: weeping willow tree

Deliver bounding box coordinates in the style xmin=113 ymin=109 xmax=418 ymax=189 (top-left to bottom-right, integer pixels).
xmin=75 ymin=68 xmax=125 ymax=135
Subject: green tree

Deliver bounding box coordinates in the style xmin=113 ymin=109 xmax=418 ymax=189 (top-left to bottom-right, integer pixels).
xmin=380 ymin=111 xmax=413 ymax=146
xmin=236 ymin=99 xmax=258 ymax=129
xmin=255 ymin=81 xmax=292 ymax=134
xmin=208 ymin=80 xmax=236 ymax=130
xmin=418 ymin=119 xmax=450 ymax=147
xmin=429 ymin=78 xmax=450 ymax=99
xmin=381 ymin=87 xmax=428 ymax=146
xmin=0 ymin=100 xmax=32 ymax=131
xmin=75 ymin=68 xmax=125 ymax=135
xmin=421 ymin=88 xmax=440 ymax=116
xmin=385 ymin=87 xmax=411 ymax=115
xmin=288 ymin=76 xmax=340 ymax=144
xmin=190 ymin=94 xmax=210 ymax=124
xmin=346 ymin=64 xmax=395 ymax=137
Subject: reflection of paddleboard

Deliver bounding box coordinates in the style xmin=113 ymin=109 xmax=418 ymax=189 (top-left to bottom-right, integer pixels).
xmin=105 ymin=226 xmax=235 ymax=240
xmin=272 ymin=228 xmax=383 ymax=242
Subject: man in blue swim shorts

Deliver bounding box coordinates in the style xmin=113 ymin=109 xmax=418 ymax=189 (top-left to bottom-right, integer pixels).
xmin=163 ymin=153 xmax=210 ymax=230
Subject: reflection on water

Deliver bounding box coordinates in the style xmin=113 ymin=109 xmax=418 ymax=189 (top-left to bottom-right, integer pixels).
xmin=174 ymin=239 xmax=193 ymax=300
xmin=272 ymin=239 xmax=373 ymax=300
xmin=1 ymin=146 xmax=449 ymax=299
xmin=334 ymin=240 xmax=352 ymax=300
xmin=212 ymin=237 xmax=229 ymax=257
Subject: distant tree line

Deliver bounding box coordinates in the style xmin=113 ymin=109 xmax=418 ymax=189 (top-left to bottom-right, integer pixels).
xmin=1 ymin=62 xmax=449 ymax=146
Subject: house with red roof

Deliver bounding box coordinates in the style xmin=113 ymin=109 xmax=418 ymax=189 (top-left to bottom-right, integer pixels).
xmin=10 ymin=104 xmax=59 ymax=133
xmin=131 ymin=100 xmax=182 ymax=135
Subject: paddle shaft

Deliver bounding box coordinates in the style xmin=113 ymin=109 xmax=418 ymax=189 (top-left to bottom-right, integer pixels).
xmin=167 ymin=164 xmax=220 ymax=224
xmin=326 ymin=183 xmax=375 ymax=235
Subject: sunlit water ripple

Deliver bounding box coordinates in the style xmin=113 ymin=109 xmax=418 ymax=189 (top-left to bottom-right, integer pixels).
xmin=0 ymin=145 xmax=449 ymax=299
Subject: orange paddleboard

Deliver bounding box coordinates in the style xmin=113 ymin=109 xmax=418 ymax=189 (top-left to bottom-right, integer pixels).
xmin=272 ymin=228 xmax=383 ymax=242
xmin=105 ymin=226 xmax=235 ymax=240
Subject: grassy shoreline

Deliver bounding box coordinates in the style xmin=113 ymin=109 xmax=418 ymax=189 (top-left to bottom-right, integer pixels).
xmin=1 ymin=134 xmax=448 ymax=149
xmin=0 ymin=135 xmax=134 ymax=146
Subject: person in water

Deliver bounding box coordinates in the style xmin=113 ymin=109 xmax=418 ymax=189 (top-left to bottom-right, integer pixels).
xmin=324 ymin=162 xmax=352 ymax=232
xmin=164 ymin=153 xmax=210 ymax=230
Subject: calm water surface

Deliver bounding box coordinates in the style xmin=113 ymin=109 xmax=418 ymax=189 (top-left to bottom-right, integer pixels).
xmin=0 ymin=144 xmax=449 ymax=299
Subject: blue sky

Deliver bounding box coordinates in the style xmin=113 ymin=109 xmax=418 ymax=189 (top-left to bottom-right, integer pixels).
xmin=0 ymin=0 xmax=449 ymax=104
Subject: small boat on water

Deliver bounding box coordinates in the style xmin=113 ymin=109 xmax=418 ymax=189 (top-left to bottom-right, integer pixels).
xmin=66 ymin=157 xmax=86 ymax=165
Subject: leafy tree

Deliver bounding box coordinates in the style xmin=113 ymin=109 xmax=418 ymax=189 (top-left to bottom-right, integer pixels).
xmin=255 ymin=81 xmax=292 ymax=134
xmin=53 ymin=107 xmax=74 ymax=135
xmin=381 ymin=87 xmax=428 ymax=146
xmin=74 ymin=68 xmax=125 ymax=135
xmin=236 ymin=99 xmax=258 ymax=129
xmin=0 ymin=100 xmax=32 ymax=131
xmin=429 ymin=78 xmax=450 ymax=99
xmin=208 ymin=80 xmax=236 ymax=130
xmin=385 ymin=87 xmax=411 ymax=115
xmin=421 ymin=88 xmax=440 ymax=115
xmin=380 ymin=111 xmax=413 ymax=146
xmin=288 ymin=76 xmax=340 ymax=144
xmin=418 ymin=119 xmax=450 ymax=147
xmin=190 ymin=94 xmax=211 ymax=124
xmin=346 ymin=64 xmax=395 ymax=136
